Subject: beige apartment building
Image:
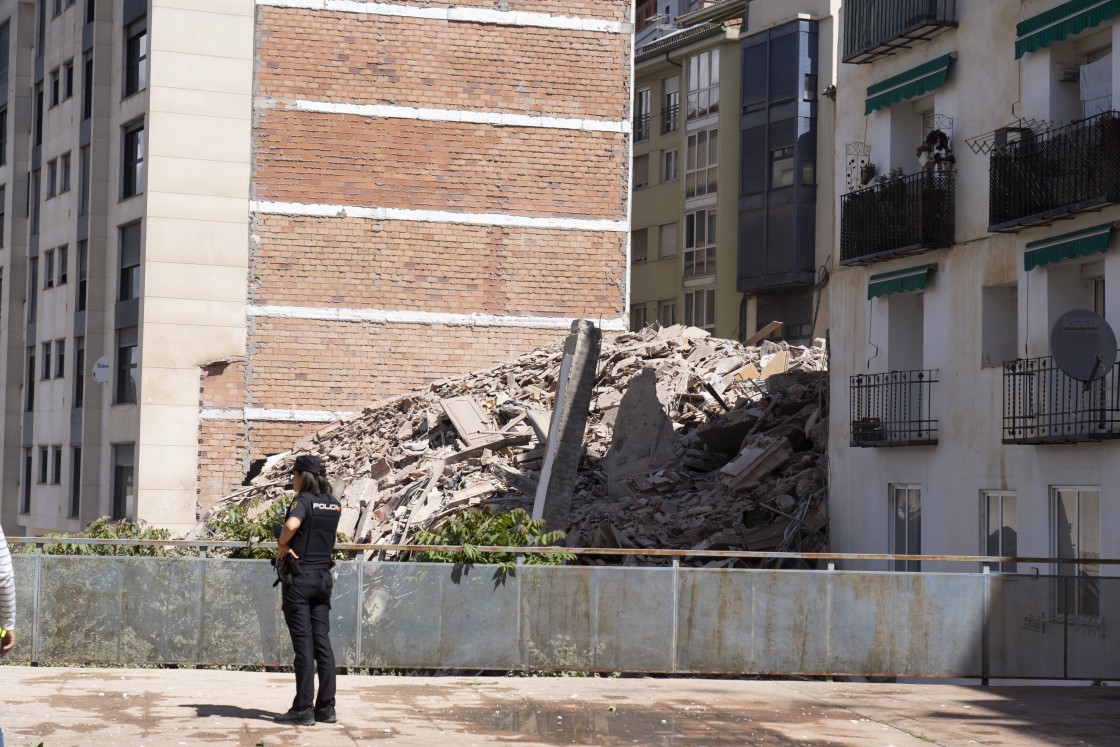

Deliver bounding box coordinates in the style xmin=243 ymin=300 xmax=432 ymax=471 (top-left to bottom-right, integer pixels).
xmin=630 ymin=0 xmax=839 ymax=344
xmin=1 ymin=0 xmax=632 ymax=536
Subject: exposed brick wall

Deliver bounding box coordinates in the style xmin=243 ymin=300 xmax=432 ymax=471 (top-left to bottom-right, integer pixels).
xmin=200 ymin=360 xmax=247 ymax=409
xmin=249 ymin=318 xmax=565 ymax=410
xmin=249 ymin=421 xmax=310 ymax=461
xmin=251 ymin=215 xmax=626 ymax=316
xmin=335 ymin=0 xmax=630 ymax=22
xmin=198 ymin=419 xmax=248 ymax=517
xmin=253 ymin=111 xmax=628 ymax=220
xmin=257 ymin=10 xmax=628 ymax=120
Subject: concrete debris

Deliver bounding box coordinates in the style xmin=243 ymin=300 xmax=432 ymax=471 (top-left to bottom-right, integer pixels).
xmin=194 ymin=325 xmax=829 ymax=567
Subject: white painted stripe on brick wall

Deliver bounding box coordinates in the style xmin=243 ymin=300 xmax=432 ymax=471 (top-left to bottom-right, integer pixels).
xmin=201 ymin=407 xmax=356 ymax=423
xmin=255 ymin=0 xmax=629 ymax=33
xmin=251 ymin=200 xmax=629 ymax=233
xmin=248 ymin=304 xmax=629 ymax=331
xmin=259 ymin=98 xmax=631 ymax=134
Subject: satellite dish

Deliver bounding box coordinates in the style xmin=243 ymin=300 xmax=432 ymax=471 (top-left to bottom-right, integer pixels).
xmin=1050 ymin=309 xmax=1117 ymax=382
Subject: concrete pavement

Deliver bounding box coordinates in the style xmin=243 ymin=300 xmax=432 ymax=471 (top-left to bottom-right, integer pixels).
xmin=0 ymin=667 xmax=1118 ymax=746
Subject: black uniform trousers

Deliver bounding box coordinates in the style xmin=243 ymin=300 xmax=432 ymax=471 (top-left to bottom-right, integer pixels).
xmin=281 ymin=568 xmax=336 ymax=711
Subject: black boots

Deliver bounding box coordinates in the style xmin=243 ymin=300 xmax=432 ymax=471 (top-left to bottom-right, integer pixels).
xmin=314 ymin=705 xmax=337 ymax=723
xmin=274 ymin=708 xmax=315 ymax=726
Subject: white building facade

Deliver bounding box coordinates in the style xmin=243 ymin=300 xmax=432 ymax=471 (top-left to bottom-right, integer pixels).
xmin=831 ymin=0 xmax=1120 ymax=601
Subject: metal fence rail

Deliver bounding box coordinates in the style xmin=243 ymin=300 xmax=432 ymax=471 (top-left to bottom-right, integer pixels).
xmin=850 ymin=369 xmax=939 ymax=446
xmin=6 ymin=541 xmax=1120 ymax=679
xmin=842 ymin=0 xmax=957 ymax=64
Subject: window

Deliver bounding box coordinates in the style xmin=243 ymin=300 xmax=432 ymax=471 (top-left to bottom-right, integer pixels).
xmin=982 ymin=284 xmax=1017 ymax=368
xmin=770 ymin=146 xmax=795 ymax=189
xmin=633 ymin=153 xmax=649 ymax=189
xmin=111 ymin=443 xmax=135 ymax=520
xmin=659 ymin=222 xmax=678 ymax=258
xmin=63 ymin=59 xmax=74 ymax=99
xmin=54 ymin=338 xmax=65 ymax=378
xmin=658 ymin=299 xmax=677 ymax=326
xmin=119 ymin=222 xmax=141 ymax=300
xmin=58 ymin=245 xmax=68 ymax=285
xmin=41 ymin=342 xmax=52 ymax=380
xmin=634 ymin=87 xmax=650 ymax=141
xmin=683 ymin=288 xmax=716 ymax=332
xmin=0 ymin=107 xmax=7 ymax=166
xmin=0 ymin=185 xmax=6 ymax=247
xmin=69 ymin=446 xmax=82 ymax=518
xmin=1080 ymin=50 xmax=1112 ymax=118
xmin=51 ymin=445 xmax=62 ymax=485
xmin=122 ymin=120 xmax=144 ymax=198
xmin=82 ymin=52 xmax=92 ymax=121
xmin=115 ymin=327 xmax=138 ymax=404
xmin=79 ymin=145 xmax=90 ymax=215
xmin=685 ymin=48 xmax=719 ymax=120
xmin=85 ymin=0 xmax=95 ymax=24
xmin=60 ymin=151 xmax=71 ymax=193
xmin=30 ymin=169 xmax=40 ymax=235
xmin=38 ymin=446 xmax=48 ymax=484
xmin=77 ymin=240 xmax=88 ymax=311
xmin=46 ymin=159 xmax=57 ymax=198
xmin=53 ymin=0 xmax=63 ymax=17
xmin=49 ymin=67 xmax=59 ymax=106
xmin=661 ymin=76 xmax=679 ymax=135
xmin=44 ymin=248 xmax=55 ymax=288
xmin=629 ymin=304 xmax=648 ymax=331
xmin=33 ymin=83 xmax=43 ymax=146
xmin=21 ymin=448 xmax=31 ymax=513
xmin=124 ymin=17 xmax=148 ymax=97
xmin=631 ymin=228 xmax=648 ymax=263
xmin=685 ymin=128 xmax=717 ymax=198
xmin=982 ymin=492 xmax=1018 ymax=573
xmin=684 ymin=209 xmax=716 ymax=277
xmin=25 ymin=347 xmax=35 ymax=411
xmin=1051 ymin=487 xmax=1100 ymax=617
xmin=73 ymin=336 xmax=85 ymax=407
xmin=890 ymin=484 xmax=922 ymax=572
xmin=662 ymin=149 xmax=678 ymax=182
xmin=28 ymin=256 xmax=38 ymax=321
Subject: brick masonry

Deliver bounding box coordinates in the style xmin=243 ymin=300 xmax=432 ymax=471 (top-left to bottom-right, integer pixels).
xmin=251 ymin=215 xmax=626 ymax=316
xmin=196 ymin=0 xmax=630 ymax=511
xmin=254 ymin=111 xmax=628 ymax=220
xmin=257 ymin=10 xmax=629 ymax=120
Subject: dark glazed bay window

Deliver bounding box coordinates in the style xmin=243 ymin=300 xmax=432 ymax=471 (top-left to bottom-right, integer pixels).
xmin=34 ymin=83 xmax=43 ymax=146
xmin=686 ymin=48 xmax=720 ymax=120
xmin=115 ymin=326 xmax=138 ymax=404
xmin=69 ymin=446 xmax=82 ymax=518
xmin=82 ymin=52 xmax=93 ymax=121
xmin=21 ymin=448 xmax=31 ymax=513
xmin=25 ymin=347 xmax=35 ymax=411
xmin=121 ymin=120 xmax=145 ymax=199
xmin=124 ymin=17 xmax=147 ymax=98
xmin=73 ymin=336 xmax=85 ymax=407
xmin=77 ymin=240 xmax=88 ymax=310
xmin=111 ymin=443 xmax=135 ymax=520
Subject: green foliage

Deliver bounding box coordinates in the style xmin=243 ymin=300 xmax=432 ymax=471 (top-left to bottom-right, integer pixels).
xmin=413 ymin=507 xmax=573 ymax=585
xmin=203 ymin=498 xmax=290 ymax=559
xmin=21 ymin=517 xmax=181 ymax=556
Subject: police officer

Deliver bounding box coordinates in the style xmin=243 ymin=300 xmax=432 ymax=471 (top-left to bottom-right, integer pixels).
xmin=274 ymin=454 xmax=342 ymax=726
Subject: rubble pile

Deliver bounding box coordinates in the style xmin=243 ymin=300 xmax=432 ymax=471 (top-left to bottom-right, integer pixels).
xmin=197 ymin=325 xmax=829 ymax=566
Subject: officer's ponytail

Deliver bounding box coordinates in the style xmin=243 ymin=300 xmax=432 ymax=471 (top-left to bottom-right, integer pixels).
xmin=294 ymin=470 xmax=334 ymax=498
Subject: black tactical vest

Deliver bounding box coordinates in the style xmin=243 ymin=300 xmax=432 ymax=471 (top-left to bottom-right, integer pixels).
xmin=288 ymin=492 xmax=342 ymax=568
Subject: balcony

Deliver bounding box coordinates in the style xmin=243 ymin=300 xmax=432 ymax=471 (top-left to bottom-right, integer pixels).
xmin=661 ymin=104 xmax=679 ymax=135
xmin=850 ymin=370 xmax=939 ymax=447
xmin=989 ymin=111 xmax=1120 ymax=232
xmin=1003 ymin=354 xmax=1120 ymax=444
xmin=843 ymin=0 xmax=957 ymax=64
xmin=634 ymin=113 xmax=650 ymax=142
xmin=840 ymin=170 xmax=955 ymax=265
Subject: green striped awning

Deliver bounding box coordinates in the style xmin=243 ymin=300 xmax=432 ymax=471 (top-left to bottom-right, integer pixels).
xmin=865 ymin=54 xmax=955 ymax=115
xmin=868 ymin=264 xmax=935 ymax=299
xmin=1016 ymin=0 xmax=1120 ymax=59
xmin=1024 ymin=223 xmax=1115 ymax=271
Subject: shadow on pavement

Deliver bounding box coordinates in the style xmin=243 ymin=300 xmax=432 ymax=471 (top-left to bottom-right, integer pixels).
xmin=183 ymin=703 xmax=278 ymax=722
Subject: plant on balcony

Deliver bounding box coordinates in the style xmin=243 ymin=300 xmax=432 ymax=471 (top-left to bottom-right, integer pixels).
xmin=859 ymin=161 xmax=878 ymax=186
xmin=916 ymin=129 xmax=955 ymax=172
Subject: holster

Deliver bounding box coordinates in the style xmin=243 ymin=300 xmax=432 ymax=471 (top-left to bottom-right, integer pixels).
xmin=272 ymin=554 xmax=302 ymax=588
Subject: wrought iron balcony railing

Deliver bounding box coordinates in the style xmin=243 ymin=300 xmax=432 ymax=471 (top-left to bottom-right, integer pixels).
xmin=661 ymin=104 xmax=679 ymax=135
xmin=840 ymin=170 xmax=955 ymax=265
xmin=843 ymin=0 xmax=957 ymax=64
xmin=634 ymin=113 xmax=650 ymax=142
xmin=989 ymin=111 xmax=1120 ymax=231
xmin=1003 ymin=353 xmax=1120 ymax=444
xmin=850 ymin=370 xmax=939 ymax=447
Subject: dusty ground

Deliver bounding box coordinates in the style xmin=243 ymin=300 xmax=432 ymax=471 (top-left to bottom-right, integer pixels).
xmin=0 ymin=667 xmax=1117 ymax=746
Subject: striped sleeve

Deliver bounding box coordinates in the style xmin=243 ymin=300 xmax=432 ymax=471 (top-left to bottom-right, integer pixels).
xmin=0 ymin=526 xmax=14 ymax=631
